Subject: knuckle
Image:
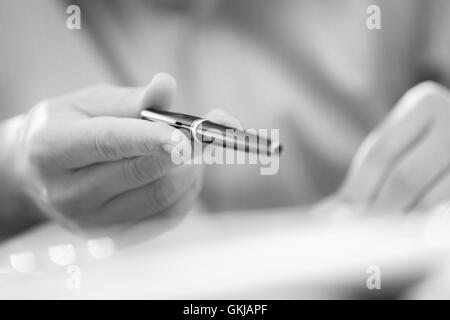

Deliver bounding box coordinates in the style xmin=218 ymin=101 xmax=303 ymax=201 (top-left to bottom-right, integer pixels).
xmin=137 ymin=156 xmax=165 ymax=183
xmin=146 ymin=178 xmax=177 ymax=210
xmin=27 ymin=141 xmax=47 ymax=168
xmin=138 ymin=136 xmax=158 ymax=154
xmin=93 ymin=128 xmax=121 ymax=160
xmin=24 ymin=102 xmax=57 ymax=168
xmin=26 ymin=137 xmax=57 ymax=173
xmin=123 ymin=158 xmax=151 ymax=186
xmin=148 ymin=157 xmax=165 ymax=179
xmin=146 ymin=172 xmax=202 ymax=214
xmin=30 ymin=99 xmax=52 ymax=113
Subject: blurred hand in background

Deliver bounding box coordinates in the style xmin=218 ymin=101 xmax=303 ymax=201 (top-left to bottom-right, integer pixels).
xmin=335 ymin=82 xmax=450 ymax=215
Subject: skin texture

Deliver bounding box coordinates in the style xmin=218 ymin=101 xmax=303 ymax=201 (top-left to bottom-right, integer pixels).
xmin=0 ymin=73 xmax=241 ymax=246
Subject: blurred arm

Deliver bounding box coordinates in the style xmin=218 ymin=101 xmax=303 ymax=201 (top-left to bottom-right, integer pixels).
xmin=0 ymin=116 xmax=46 ymax=241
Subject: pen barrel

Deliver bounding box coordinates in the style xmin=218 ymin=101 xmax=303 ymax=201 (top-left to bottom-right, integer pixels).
xmin=141 ymin=110 xmax=282 ymax=156
xmin=195 ymin=121 xmax=281 ymax=156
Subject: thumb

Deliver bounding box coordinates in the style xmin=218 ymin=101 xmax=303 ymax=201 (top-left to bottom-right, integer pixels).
xmin=70 ymin=73 xmax=177 ymax=118
xmin=139 ymin=72 xmax=177 ymax=111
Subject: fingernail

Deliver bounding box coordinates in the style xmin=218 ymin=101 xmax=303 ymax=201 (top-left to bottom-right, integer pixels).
xmin=162 ymin=144 xmax=184 ymax=164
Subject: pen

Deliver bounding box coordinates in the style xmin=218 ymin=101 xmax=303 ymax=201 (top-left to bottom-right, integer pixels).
xmin=140 ymin=109 xmax=283 ymax=156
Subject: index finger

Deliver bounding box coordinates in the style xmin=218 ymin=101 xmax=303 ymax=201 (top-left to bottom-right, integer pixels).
xmin=56 ymin=118 xmax=188 ymax=168
xmin=66 ymin=73 xmax=177 ymax=118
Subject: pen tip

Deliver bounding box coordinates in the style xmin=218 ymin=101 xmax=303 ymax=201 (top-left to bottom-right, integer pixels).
xmin=271 ymin=142 xmax=284 ymax=156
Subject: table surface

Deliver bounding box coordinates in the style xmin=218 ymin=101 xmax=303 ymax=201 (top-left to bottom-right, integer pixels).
xmin=0 ymin=207 xmax=449 ymax=299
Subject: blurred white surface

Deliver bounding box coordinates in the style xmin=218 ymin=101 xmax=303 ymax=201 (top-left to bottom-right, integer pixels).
xmin=0 ymin=207 xmax=449 ymax=299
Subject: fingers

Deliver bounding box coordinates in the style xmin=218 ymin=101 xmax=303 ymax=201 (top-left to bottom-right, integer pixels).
xmin=77 ymin=165 xmax=201 ymax=229
xmin=338 ymin=82 xmax=444 ymax=208
xmin=71 ymin=153 xmax=181 ymax=200
xmin=66 ymin=72 xmax=177 ymax=118
xmin=373 ymin=86 xmax=450 ymax=212
xmin=56 ymin=118 xmax=189 ymax=168
xmin=42 ymin=74 xmax=240 ymax=168
xmin=140 ymin=72 xmax=177 ymax=110
xmin=110 ymin=173 xmax=202 ymax=249
xmin=63 ymin=110 xmax=240 ymax=196
xmin=33 ymin=73 xmax=181 ymax=168
xmin=419 ymin=175 xmax=450 ymax=210
xmin=372 ymin=127 xmax=450 ymax=212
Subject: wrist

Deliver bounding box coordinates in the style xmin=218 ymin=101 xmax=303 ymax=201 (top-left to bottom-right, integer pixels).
xmin=0 ymin=115 xmax=46 ymax=240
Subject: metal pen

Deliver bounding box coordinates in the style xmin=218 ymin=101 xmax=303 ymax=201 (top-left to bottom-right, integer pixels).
xmin=140 ymin=109 xmax=283 ymax=156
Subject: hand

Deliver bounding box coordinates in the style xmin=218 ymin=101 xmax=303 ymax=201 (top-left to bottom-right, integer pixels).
xmin=336 ymin=82 xmax=450 ymax=214
xmin=5 ymin=73 xmax=239 ymax=246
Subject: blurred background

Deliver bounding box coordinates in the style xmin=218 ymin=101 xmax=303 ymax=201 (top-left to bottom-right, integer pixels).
xmin=2 ymin=0 xmax=450 ymax=299
xmin=3 ymin=0 xmax=450 ymax=213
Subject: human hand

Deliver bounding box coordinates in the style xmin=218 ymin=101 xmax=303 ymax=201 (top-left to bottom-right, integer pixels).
xmin=6 ymin=73 xmax=239 ymax=245
xmin=336 ymin=82 xmax=450 ymax=214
